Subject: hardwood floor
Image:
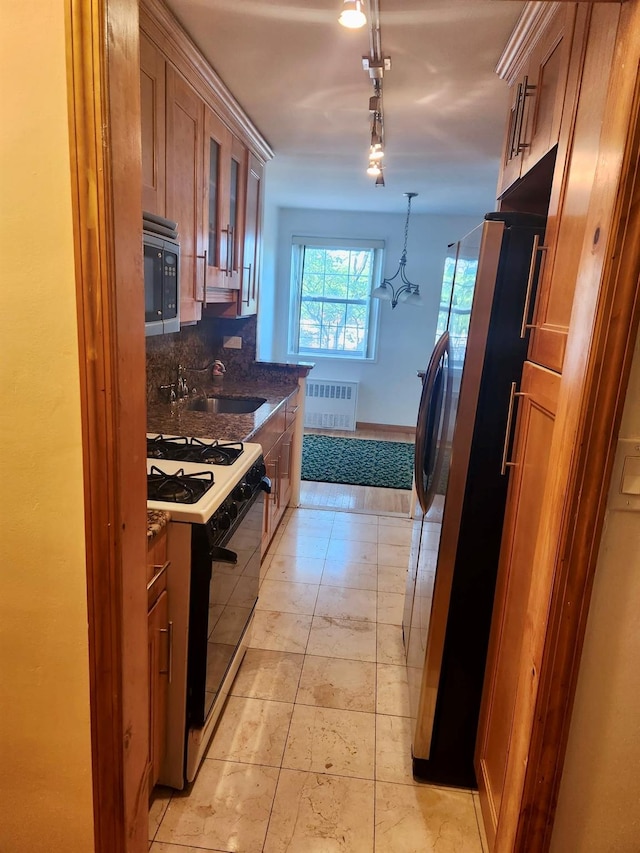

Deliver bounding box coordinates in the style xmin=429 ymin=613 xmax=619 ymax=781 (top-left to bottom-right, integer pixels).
xmin=300 ymin=425 xmax=415 ymax=516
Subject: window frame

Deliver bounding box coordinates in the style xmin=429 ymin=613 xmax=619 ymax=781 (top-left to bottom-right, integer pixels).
xmin=288 ymin=236 xmax=384 ymax=362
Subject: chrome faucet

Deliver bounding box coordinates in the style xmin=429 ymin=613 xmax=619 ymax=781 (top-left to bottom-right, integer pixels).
xmin=176 ymin=364 xmax=189 ymax=399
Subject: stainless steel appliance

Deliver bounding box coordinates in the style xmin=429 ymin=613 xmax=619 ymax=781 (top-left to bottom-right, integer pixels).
xmin=146 ymin=437 xmax=268 ymax=788
xmin=144 ymin=211 xmax=180 ymax=337
xmin=404 ymin=212 xmax=546 ymax=788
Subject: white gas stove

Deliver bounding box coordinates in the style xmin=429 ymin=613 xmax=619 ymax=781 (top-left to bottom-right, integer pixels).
xmin=146 ymin=435 xmax=263 ymax=523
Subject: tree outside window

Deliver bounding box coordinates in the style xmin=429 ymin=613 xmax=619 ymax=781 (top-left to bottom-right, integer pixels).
xmin=289 ymin=238 xmax=383 ymax=360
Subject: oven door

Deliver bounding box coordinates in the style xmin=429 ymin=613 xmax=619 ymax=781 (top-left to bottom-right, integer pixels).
xmin=185 ymin=486 xmax=264 ymax=781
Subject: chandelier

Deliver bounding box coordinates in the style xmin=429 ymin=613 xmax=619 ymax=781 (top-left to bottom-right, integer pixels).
xmin=371 ymin=193 xmax=424 ymax=308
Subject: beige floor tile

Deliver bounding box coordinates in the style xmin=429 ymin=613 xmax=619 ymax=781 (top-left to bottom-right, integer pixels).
xmin=377 ymin=623 xmax=406 ymax=665
xmin=206 ymin=695 xmax=293 ymax=767
xmin=248 ymin=610 xmax=312 ymax=654
xmin=256 ymin=579 xmax=319 ymax=615
xmin=325 ymin=538 xmax=378 ymax=564
xmin=321 ymin=558 xmax=378 ymax=590
xmin=331 ymin=521 xmax=379 ymax=542
xmin=156 ymin=759 xmax=279 ymax=853
xmin=315 ymin=585 xmax=378 ymax=622
xmin=375 ymin=781 xmax=482 ymax=853
xmin=296 ymin=655 xmax=376 ymax=712
xmin=230 ymin=648 xmax=304 ymax=702
xmin=148 ymin=786 xmax=172 ymax=841
xmin=263 ymin=769 xmax=375 ymax=853
xmin=378 ymin=514 xmax=413 ymax=528
xmin=377 ymin=591 xmax=405 ymax=625
xmin=282 ymin=704 xmax=375 ymax=779
xmin=291 ymin=508 xmax=337 ymax=522
xmin=275 ymin=532 xmax=330 ymax=559
xmin=336 ymin=511 xmax=379 ymax=526
xmin=150 ymin=843 xmax=203 ymax=853
xmin=263 ymin=554 xmax=325 ymax=584
xmin=377 ymin=524 xmax=413 ymax=546
xmin=378 ymin=543 xmax=411 ymax=567
xmin=377 ymin=564 xmax=407 ymax=594
xmin=375 ymin=714 xmax=415 ymax=784
xmin=376 ymin=663 xmax=412 ymax=717
xmin=307 ymin=615 xmax=377 ymax=662
xmin=284 ymin=516 xmax=335 ymax=538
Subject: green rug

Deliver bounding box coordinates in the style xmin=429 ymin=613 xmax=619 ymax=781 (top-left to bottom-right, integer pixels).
xmin=301 ymin=435 xmax=414 ymax=490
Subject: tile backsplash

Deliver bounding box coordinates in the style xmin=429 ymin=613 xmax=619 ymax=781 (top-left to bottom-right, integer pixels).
xmin=146 ymin=316 xmax=258 ymax=404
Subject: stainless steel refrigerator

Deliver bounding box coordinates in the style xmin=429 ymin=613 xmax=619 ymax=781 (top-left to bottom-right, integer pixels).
xmin=404 ymin=212 xmax=546 ymax=788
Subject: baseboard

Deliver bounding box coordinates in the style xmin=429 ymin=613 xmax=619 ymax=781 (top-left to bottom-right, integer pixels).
xmin=356 ymin=421 xmax=416 ymax=436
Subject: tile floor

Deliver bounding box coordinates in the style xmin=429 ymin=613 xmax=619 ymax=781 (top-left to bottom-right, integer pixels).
xmin=149 ymin=507 xmax=488 ymax=853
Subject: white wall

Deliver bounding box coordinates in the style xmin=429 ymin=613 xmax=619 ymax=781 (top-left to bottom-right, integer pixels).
xmin=550 ymin=334 xmax=640 ymax=852
xmin=258 ymin=206 xmax=480 ymax=426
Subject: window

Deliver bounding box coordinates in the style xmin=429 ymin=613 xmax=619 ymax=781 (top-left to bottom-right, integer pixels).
xmin=435 ymin=251 xmax=478 ymax=370
xmin=289 ymin=236 xmax=383 ymax=360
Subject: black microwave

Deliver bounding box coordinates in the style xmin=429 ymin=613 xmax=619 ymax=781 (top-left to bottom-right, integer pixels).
xmin=144 ymin=232 xmax=180 ymax=336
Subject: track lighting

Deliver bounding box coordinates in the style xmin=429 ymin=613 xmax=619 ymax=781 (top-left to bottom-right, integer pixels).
xmin=366 ymin=160 xmax=382 ymax=177
xmin=339 ymin=0 xmax=366 ymax=29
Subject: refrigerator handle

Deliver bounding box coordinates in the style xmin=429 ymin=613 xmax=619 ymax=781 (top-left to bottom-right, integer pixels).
xmin=501 ymin=382 xmax=525 ymax=475
xmin=520 ymin=234 xmax=548 ymax=339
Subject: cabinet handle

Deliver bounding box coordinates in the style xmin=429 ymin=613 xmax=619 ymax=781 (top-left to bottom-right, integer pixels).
xmin=508 ymin=82 xmax=523 ymax=161
xmin=147 ymin=560 xmax=170 ymax=591
xmin=500 ymin=382 xmax=524 ymax=475
xmin=288 ymin=405 xmax=300 ymax=416
xmin=243 ymin=264 xmax=252 ymax=304
xmin=196 ymin=249 xmax=208 ymax=302
xmin=160 ymin=620 xmax=173 ymax=684
xmin=272 ymin=458 xmax=280 ymax=503
xmin=515 ymin=76 xmax=536 ymax=154
xmin=520 ymin=235 xmax=547 ymax=338
xmin=282 ymin=443 xmax=292 ymax=478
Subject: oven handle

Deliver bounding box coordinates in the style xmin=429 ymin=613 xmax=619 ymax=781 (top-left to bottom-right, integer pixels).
xmin=210 ymin=545 xmax=237 ymax=564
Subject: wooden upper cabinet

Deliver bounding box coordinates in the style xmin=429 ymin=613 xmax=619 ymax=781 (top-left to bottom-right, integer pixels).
xmin=166 ymin=66 xmax=204 ymax=325
xmin=238 ymin=153 xmax=264 ymax=316
xmin=528 ymin=4 xmax=620 ymax=373
xmin=475 ymin=360 xmax=560 ymax=849
xmin=140 ymin=32 xmax=166 ymax=217
xmin=498 ymin=5 xmax=575 ymax=198
xmin=203 ymin=107 xmax=246 ymax=298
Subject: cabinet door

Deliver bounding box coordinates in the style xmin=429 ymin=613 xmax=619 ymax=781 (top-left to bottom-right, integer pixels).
xmin=520 ymin=5 xmax=574 ymax=177
xmin=238 ymin=153 xmax=263 ymax=316
xmin=475 ymin=361 xmax=560 ymax=848
xmin=140 ymin=32 xmax=166 ymax=217
xmin=166 ymin=66 xmax=204 ymax=324
xmin=528 ymin=4 xmax=619 ymax=373
xmin=202 ymin=109 xmax=245 ymax=300
xmin=279 ymin=421 xmax=295 ymax=512
xmin=497 ymin=6 xmax=574 ymax=199
xmin=148 ymin=588 xmax=169 ymax=792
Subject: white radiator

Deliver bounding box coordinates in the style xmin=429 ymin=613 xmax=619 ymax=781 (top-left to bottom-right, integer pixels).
xmin=304 ymin=380 xmax=359 ymax=431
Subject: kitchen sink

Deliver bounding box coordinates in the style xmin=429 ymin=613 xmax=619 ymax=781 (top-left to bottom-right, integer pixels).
xmin=187 ymin=395 xmax=267 ymax=414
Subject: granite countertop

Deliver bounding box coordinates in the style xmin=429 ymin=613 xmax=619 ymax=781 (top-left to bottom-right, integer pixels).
xmin=147 ymin=377 xmax=300 ymax=443
xmin=147 ymin=509 xmax=170 ymax=543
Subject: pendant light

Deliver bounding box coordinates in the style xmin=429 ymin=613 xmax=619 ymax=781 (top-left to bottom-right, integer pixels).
xmin=372 ymin=193 xmax=424 ymax=308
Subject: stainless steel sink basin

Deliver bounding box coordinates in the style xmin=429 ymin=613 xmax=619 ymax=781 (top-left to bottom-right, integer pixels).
xmin=187 ymin=395 xmax=267 ymax=414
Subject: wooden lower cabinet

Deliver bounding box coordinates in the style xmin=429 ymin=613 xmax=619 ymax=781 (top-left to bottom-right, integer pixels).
xmin=147 ymin=529 xmax=170 ymax=794
xmin=475 ymin=361 xmax=560 ymax=849
xmin=262 ymin=421 xmax=295 ymax=554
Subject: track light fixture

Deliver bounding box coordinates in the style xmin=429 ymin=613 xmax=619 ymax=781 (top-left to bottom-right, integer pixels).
xmin=371 ymin=193 xmax=423 ymax=308
xmin=361 ymin=2 xmax=390 ymax=183
xmin=339 ymin=0 xmax=366 ymax=29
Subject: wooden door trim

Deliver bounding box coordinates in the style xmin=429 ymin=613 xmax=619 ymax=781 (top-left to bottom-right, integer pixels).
xmin=494 ymin=5 xmax=640 ymax=850
xmin=66 ymin=1 xmax=148 ymax=851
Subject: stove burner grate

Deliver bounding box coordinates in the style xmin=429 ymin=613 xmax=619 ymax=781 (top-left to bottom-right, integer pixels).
xmin=147 ymin=465 xmax=215 ymax=504
xmin=147 ymin=436 xmax=244 ymax=466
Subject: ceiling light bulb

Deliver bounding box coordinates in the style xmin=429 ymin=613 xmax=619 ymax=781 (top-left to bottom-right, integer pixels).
xmin=370 ymin=144 xmax=384 ymax=161
xmin=339 ymin=0 xmax=366 ymax=29
xmin=367 ymin=160 xmax=381 ymax=177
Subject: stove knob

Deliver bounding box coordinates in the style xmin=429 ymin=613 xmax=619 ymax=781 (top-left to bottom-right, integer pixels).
xmin=215 ymin=509 xmax=231 ymax=530
xmin=227 ymin=501 xmax=239 ymax=520
xmin=232 ymin=483 xmax=252 ymax=501
xmin=247 ymin=462 xmax=266 ymax=484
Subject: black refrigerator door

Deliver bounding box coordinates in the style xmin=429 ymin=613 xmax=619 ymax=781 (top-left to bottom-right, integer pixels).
xmin=414 ymin=331 xmax=453 ymax=515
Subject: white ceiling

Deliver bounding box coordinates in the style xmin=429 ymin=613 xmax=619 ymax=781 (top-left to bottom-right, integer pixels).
xmin=164 ymin=0 xmax=525 ymax=215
